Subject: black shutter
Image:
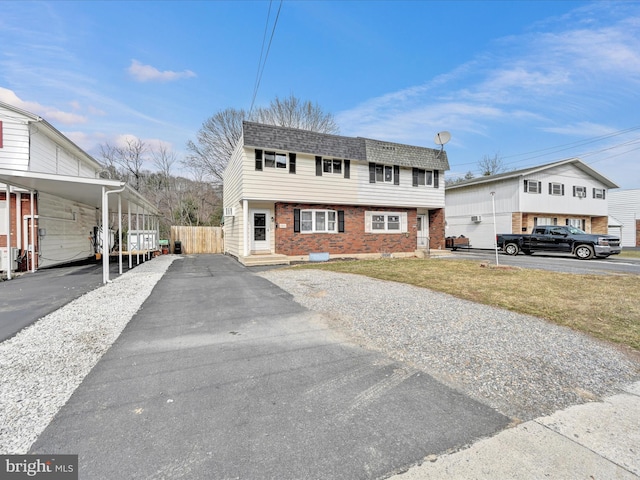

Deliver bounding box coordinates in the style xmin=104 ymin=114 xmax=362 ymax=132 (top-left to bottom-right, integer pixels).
xmin=573 ymin=186 xmax=577 ymax=196
xmin=338 ymin=210 xmax=345 ymax=233
xmin=603 ymin=189 xmax=606 ymax=199
xmin=255 ymin=149 xmax=263 ymax=171
xmin=316 ymin=157 xmax=322 ymax=176
xmin=524 ymin=180 xmax=529 ymax=192
xmin=537 ymin=181 xmax=542 ymax=193
xmin=593 ymin=188 xmax=596 ymax=199
xmin=289 ymin=153 xmax=296 ymax=174
xmin=562 ymin=184 xmax=565 ymax=196
xmin=369 ymin=163 xmax=376 ymax=183
xmin=434 ymin=170 xmax=439 ymax=188
xmin=344 ymin=160 xmax=350 ymax=179
xmin=549 ymin=183 xmax=552 ymax=194
xmin=293 ymin=209 xmax=300 ymax=233
xmin=393 ymin=165 xmax=399 ymax=185
xmin=412 ymin=168 xmax=418 ymax=187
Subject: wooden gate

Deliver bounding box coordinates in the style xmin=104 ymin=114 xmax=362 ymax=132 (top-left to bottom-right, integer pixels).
xmin=170 ymin=226 xmax=224 ymax=254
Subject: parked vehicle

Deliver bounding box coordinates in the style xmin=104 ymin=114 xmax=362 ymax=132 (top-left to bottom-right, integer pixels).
xmin=496 ymin=225 xmax=621 ymax=260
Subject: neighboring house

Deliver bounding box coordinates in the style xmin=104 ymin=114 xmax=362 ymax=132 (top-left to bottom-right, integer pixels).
xmin=608 ymin=189 xmax=640 ymax=247
xmin=222 ymin=121 xmax=450 ymax=265
xmin=0 ymin=101 xmax=158 ymax=281
xmin=444 ymin=158 xmax=618 ymax=249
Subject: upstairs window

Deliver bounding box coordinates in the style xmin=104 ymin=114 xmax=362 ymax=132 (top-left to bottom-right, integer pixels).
xmin=369 ymin=163 xmax=399 ymax=184
xmin=549 ymin=182 xmax=564 ymax=196
xmin=524 ymin=179 xmax=541 ymax=193
xmin=593 ymin=188 xmax=606 ymax=199
xmin=264 ymin=151 xmax=287 ymax=169
xmin=323 ymin=159 xmax=342 ymax=174
xmin=412 ymin=168 xmax=439 ymax=188
xmin=573 ymin=185 xmax=587 ymax=198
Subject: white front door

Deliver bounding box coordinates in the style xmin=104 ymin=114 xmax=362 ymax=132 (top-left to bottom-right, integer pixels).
xmin=250 ymin=210 xmax=270 ymax=252
xmin=417 ymin=214 xmax=429 ymax=248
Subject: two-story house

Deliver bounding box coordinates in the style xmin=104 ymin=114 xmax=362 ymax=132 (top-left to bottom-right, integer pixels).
xmin=0 ymin=100 xmax=157 ymax=282
xmin=444 ymin=158 xmax=618 ymax=249
xmin=222 ymin=122 xmax=450 ymax=265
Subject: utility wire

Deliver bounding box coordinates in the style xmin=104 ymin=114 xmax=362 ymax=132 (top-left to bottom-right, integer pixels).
xmin=249 ymin=0 xmax=283 ymax=117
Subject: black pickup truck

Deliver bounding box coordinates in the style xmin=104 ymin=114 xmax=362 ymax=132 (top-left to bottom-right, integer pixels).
xmin=496 ymin=225 xmax=621 ymax=260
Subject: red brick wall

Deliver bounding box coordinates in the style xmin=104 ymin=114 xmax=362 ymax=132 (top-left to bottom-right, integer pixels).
xmin=0 ymin=192 xmax=37 ymax=253
xmin=636 ymin=220 xmax=640 ymax=247
xmin=275 ymin=203 xmax=418 ymax=256
xmin=428 ymin=208 xmax=445 ymax=249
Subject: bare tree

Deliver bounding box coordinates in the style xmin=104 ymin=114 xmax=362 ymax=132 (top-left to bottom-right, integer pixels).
xmin=185 ymin=94 xmax=339 ymax=184
xmin=445 ymin=171 xmax=475 ymax=186
xmin=478 ymin=153 xmax=506 ymax=176
xmin=253 ymin=94 xmax=339 ymax=134
xmin=99 ymin=138 xmax=147 ymax=190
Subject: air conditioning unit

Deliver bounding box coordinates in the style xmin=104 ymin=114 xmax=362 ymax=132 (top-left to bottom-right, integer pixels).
xmin=224 ymin=207 xmax=235 ymax=217
xmin=471 ymin=215 xmax=482 ymax=223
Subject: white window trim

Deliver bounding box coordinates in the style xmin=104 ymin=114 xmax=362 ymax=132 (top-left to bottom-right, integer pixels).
xmin=550 ymin=182 xmax=563 ymax=195
xmin=574 ymin=185 xmax=587 ymax=198
xmin=364 ymin=211 xmax=408 ymax=233
xmin=300 ymin=209 xmax=338 ymax=233
xmin=525 ymin=179 xmax=541 ymax=193
xmin=593 ymin=188 xmax=605 ymax=199
xmin=264 ymin=151 xmax=287 ymax=169
xmin=322 ymin=158 xmax=342 ymax=174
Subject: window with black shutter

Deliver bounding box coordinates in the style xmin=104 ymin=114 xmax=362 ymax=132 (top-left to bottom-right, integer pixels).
xmin=293 ymin=209 xmax=301 ymax=232
xmin=289 ymin=153 xmax=296 ymax=174
xmin=255 ymin=149 xmax=263 ymax=171
xmin=344 ymin=160 xmax=350 ymax=179
xmin=316 ymin=157 xmax=322 ymax=176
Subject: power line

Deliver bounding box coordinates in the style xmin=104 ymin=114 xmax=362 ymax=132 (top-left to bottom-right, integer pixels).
xmin=249 ymin=0 xmax=283 ymax=117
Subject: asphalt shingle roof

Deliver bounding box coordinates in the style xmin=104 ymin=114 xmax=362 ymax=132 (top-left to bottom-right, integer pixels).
xmin=242 ymin=121 xmax=450 ymax=171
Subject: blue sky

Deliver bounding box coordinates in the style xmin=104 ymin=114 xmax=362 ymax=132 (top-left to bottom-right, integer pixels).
xmin=1 ymin=1 xmax=639 ymax=188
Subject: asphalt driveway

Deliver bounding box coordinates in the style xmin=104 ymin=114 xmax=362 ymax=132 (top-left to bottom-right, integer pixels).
xmin=0 ymin=260 xmax=139 ymax=342
xmin=29 ymin=255 xmax=508 ymax=479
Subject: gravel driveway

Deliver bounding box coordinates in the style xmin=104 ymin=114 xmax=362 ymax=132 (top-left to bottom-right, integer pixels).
xmin=259 ymin=268 xmax=640 ymax=421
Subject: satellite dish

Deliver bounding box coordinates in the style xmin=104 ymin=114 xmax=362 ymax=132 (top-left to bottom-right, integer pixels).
xmin=434 ymin=131 xmax=451 ymax=146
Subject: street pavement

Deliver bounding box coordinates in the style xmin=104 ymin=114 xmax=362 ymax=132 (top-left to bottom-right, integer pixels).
xmin=29 ymin=255 xmax=509 ymax=479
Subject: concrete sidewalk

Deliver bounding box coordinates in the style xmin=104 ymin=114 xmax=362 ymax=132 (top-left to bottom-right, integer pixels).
xmin=393 ymin=382 xmax=640 ymax=479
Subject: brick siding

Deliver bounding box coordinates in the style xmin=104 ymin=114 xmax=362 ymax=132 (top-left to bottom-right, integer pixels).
xmin=275 ymin=203 xmax=422 ymax=256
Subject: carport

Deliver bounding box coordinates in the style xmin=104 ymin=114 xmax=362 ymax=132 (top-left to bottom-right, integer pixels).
xmin=0 ymin=168 xmax=159 ymax=284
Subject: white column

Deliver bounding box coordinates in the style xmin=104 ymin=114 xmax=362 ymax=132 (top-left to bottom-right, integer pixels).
xmin=243 ymin=199 xmax=249 ymax=257
xmin=118 ymin=194 xmax=123 ymax=275
xmin=30 ymin=191 xmax=35 ymax=272
xmin=128 ymin=200 xmax=132 ymax=269
xmin=102 ymin=186 xmax=109 ymax=283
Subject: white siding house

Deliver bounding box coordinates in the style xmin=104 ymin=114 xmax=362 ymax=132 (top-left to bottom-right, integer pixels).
xmin=223 ymin=122 xmax=449 ymax=265
xmin=0 ymin=101 xmax=158 ymax=281
xmin=445 ymin=158 xmax=618 ymax=249
xmin=608 ymin=189 xmax=640 ymax=247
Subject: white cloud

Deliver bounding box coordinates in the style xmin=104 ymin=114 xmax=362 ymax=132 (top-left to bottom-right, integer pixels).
xmin=127 ymin=60 xmax=196 ymax=83
xmin=0 ymin=87 xmax=87 ymax=124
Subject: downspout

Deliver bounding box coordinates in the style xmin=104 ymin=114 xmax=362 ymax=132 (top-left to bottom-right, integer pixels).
xmin=4 ymin=184 xmax=11 ymax=280
xmin=102 ymin=185 xmax=126 ymax=284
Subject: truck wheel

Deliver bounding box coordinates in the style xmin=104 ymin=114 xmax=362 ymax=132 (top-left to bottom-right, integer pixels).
xmin=504 ymin=243 xmax=519 ymax=255
xmin=575 ymin=244 xmax=594 ymax=260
